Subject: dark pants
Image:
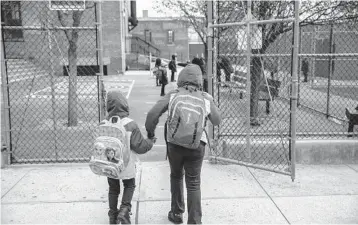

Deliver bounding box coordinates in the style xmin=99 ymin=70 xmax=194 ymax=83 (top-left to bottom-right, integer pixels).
xmin=167 ymin=142 xmax=205 ymax=224
xmin=203 ymin=79 xmax=208 ymax=93
xmin=171 ymin=71 xmax=175 ymax=82
xmin=108 ymin=178 xmax=136 ymax=212
xmin=303 ymin=71 xmax=308 ymax=82
xmin=161 ymin=83 xmax=166 ymax=96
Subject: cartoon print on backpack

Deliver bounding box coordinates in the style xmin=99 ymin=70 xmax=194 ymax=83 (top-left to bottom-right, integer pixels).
xmin=105 ymin=147 xmax=119 ymax=163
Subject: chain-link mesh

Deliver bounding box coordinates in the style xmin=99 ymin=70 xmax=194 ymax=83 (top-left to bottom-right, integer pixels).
xmin=298 ymin=23 xmax=358 ymax=138
xmin=210 ymin=1 xmax=296 ymax=174
xmin=210 ymin=1 xmax=357 ymax=175
xmin=2 ymin=1 xmax=100 ymax=163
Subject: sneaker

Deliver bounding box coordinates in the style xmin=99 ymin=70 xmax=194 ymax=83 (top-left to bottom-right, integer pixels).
xmin=118 ymin=207 xmax=131 ymax=224
xmin=108 ymin=209 xmax=119 ymax=224
xmin=168 ymin=211 xmax=183 ymax=224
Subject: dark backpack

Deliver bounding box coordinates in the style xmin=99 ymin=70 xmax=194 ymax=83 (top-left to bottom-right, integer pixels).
xmin=169 ymin=61 xmax=174 ymax=70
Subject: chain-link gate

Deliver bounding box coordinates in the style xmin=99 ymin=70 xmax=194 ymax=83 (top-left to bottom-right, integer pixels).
xmin=207 ymin=1 xmax=300 ymax=180
xmin=1 ymin=1 xmax=105 ymax=163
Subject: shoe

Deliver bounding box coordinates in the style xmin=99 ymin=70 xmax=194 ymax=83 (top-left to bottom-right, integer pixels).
xmin=108 ymin=209 xmax=119 ymax=224
xmin=118 ymin=207 xmax=131 ymax=224
xmin=168 ymin=211 xmax=183 ymax=224
xmin=160 ymin=94 xmax=165 ymax=96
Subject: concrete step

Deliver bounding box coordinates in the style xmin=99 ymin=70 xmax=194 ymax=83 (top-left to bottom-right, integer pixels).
xmin=215 ymin=138 xmax=358 ymax=164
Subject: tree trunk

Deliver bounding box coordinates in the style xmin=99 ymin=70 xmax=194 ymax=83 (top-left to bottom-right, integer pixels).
xmin=250 ymin=54 xmax=262 ymax=124
xmin=67 ymin=40 xmax=78 ymax=126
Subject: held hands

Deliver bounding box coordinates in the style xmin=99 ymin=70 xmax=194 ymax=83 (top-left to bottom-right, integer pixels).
xmin=146 ymin=137 xmax=157 ymax=146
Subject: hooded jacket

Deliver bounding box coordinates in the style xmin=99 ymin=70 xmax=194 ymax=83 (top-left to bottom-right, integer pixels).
xmin=145 ymin=64 xmax=221 ymax=143
xmin=106 ymin=90 xmax=153 ymax=179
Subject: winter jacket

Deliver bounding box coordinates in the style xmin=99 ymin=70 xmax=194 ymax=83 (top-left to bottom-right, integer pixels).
xmin=169 ymin=60 xmax=177 ymax=72
xmin=106 ymin=90 xmax=153 ymax=179
xmin=145 ymin=64 xmax=221 ymax=143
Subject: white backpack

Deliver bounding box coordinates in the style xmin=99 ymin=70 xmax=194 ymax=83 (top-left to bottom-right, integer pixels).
xmin=89 ymin=116 xmax=132 ymax=179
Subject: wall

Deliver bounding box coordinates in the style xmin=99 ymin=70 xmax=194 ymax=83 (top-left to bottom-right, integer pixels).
xmin=189 ymin=43 xmax=205 ymax=60
xmin=131 ymin=18 xmax=189 ymax=61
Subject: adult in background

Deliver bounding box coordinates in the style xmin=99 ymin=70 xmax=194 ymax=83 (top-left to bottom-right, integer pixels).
xmin=301 ymin=58 xmax=309 ymax=82
xmin=217 ymin=55 xmax=234 ymax=84
xmin=169 ymin=54 xmax=177 ymax=82
xmin=153 ymin=58 xmax=168 ymax=96
xmin=145 ymin=64 xmax=221 ymax=224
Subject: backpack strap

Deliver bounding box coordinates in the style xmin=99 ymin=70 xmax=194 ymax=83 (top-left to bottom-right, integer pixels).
xmin=108 ymin=116 xmax=133 ymax=126
xmin=120 ymin=117 xmax=133 ymax=126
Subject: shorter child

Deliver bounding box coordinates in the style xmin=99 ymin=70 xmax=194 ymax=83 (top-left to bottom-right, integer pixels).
xmin=105 ymin=90 xmax=155 ymax=224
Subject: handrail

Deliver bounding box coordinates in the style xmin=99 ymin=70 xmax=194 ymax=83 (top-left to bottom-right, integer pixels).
xmin=129 ymin=35 xmax=160 ymax=56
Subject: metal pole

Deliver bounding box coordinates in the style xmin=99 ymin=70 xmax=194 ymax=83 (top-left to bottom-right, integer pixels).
xmin=1 ymin=23 xmax=11 ymax=167
xmin=96 ymin=1 xmax=105 ymax=121
xmin=149 ymin=52 xmax=152 ymax=77
xmin=207 ymin=0 xmax=214 ymax=156
xmin=246 ymin=0 xmax=252 ymax=160
xmin=297 ymin=26 xmax=302 ymax=106
xmin=290 ymin=0 xmax=300 ymax=182
xmin=326 ymin=23 xmax=334 ymax=118
xmin=311 ymin=26 xmax=317 ymax=87
xmin=47 ymin=9 xmax=58 ymax=160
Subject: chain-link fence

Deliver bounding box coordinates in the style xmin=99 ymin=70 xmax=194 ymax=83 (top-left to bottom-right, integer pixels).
xmin=297 ymin=23 xmax=358 ymax=138
xmin=1 ymin=1 xmax=102 ymax=163
xmin=207 ymin=1 xmax=300 ymax=179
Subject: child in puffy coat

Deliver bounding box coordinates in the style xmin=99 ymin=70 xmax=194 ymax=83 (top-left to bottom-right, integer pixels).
xmin=105 ymin=90 xmax=156 ymax=224
xmin=145 ymin=64 xmax=221 ymax=224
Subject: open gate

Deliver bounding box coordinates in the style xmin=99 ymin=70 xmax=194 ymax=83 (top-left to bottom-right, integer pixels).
xmin=207 ymin=0 xmax=300 ymax=181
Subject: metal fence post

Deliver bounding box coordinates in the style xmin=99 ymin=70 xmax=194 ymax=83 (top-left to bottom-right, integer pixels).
xmin=290 ymin=0 xmax=300 ymax=182
xmin=246 ymin=0 xmax=252 ymax=160
xmin=1 ymin=25 xmax=11 ymax=167
xmin=96 ymin=1 xmax=105 ymax=121
xmin=46 ymin=7 xmax=58 ymax=160
xmin=207 ymin=0 xmax=214 ymax=158
xmin=326 ymin=23 xmax=334 ymax=118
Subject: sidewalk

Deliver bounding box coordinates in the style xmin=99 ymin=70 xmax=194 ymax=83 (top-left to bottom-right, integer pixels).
xmin=1 ymin=161 xmax=358 ymax=224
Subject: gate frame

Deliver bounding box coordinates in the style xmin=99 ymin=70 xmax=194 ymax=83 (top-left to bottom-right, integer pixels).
xmin=206 ymin=0 xmax=300 ymax=181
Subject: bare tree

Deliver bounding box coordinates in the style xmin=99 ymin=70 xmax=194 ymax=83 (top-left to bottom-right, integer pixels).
xmin=154 ymin=0 xmax=358 ymax=124
xmin=56 ymin=2 xmax=95 ymax=126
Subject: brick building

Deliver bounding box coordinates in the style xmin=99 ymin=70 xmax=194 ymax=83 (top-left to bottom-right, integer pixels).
xmin=131 ymin=10 xmax=189 ymax=61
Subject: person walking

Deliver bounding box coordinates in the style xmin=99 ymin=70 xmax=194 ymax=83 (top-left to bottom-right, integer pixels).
xmin=169 ymin=54 xmax=177 ymax=82
xmin=145 ymin=64 xmax=221 ymax=224
xmin=153 ymin=58 xmax=168 ymax=96
xmin=104 ymin=90 xmax=156 ymax=224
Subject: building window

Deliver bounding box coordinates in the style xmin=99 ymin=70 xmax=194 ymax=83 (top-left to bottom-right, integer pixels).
xmin=1 ymin=1 xmax=23 ymax=41
xmin=167 ymin=30 xmax=174 ymax=44
xmin=144 ymin=30 xmax=151 ymax=42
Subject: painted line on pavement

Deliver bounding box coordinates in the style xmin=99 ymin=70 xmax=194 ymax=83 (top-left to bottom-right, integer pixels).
xmin=145 ymin=102 xmax=156 ymax=104
xmin=126 ymin=80 xmax=135 ymax=99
